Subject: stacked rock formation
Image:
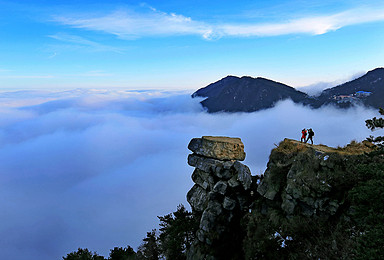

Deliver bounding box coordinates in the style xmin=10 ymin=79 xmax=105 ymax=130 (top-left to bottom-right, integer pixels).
xmin=186 ymin=136 xmax=253 ymax=260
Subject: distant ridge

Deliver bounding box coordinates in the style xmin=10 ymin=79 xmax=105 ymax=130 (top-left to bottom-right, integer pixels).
xmin=313 ymin=67 xmax=384 ymax=108
xmin=192 ymin=68 xmax=384 ymax=112
xmin=192 ymin=76 xmax=308 ymax=112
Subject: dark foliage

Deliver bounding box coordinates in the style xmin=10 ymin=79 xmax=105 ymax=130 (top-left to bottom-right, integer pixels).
xmin=63 ymin=248 xmax=105 ymax=260
xmin=157 ymin=204 xmax=198 ymax=260
xmin=366 ymin=108 xmax=384 ymax=149
xmin=136 ymin=230 xmax=159 ymax=260
xmin=108 ymin=246 xmax=136 ymax=260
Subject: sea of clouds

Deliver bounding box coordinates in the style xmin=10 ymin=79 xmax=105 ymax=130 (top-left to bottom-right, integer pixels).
xmin=0 ymin=89 xmax=381 ymax=260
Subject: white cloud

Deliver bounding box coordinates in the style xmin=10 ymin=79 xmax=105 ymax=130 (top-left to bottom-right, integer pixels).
xmin=218 ymin=7 xmax=384 ymax=37
xmin=53 ymin=9 xmax=213 ymax=40
xmin=0 ymin=75 xmax=54 ymax=79
xmin=297 ymin=71 xmax=366 ymax=96
xmin=48 ymin=33 xmax=124 ymax=53
xmin=78 ymin=70 xmax=114 ymax=77
xmin=52 ymin=6 xmax=384 ymax=39
xmin=0 ymin=89 xmax=380 ymax=259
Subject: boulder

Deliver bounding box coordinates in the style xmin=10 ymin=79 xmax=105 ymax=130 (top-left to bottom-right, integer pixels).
xmin=228 ymin=176 xmax=241 ymax=188
xmin=187 ymin=185 xmax=208 ymax=212
xmin=188 ymin=154 xmax=235 ymax=173
xmin=192 ymin=169 xmax=214 ymax=190
xmin=188 ymin=136 xmax=246 ymax=161
xmin=213 ymin=181 xmax=228 ymax=195
xmin=233 ymin=161 xmax=252 ymax=190
xmin=223 ymin=197 xmax=237 ymax=211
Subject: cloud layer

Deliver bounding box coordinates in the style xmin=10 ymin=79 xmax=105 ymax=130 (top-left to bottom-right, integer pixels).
xmin=53 ymin=6 xmax=384 ymax=39
xmin=0 ymin=89 xmax=380 ymax=259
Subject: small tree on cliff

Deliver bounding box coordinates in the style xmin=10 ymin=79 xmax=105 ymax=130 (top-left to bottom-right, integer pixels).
xmin=136 ymin=230 xmax=160 ymax=260
xmin=366 ymin=107 xmax=384 ymax=149
xmin=157 ymin=204 xmax=197 ymax=260
xmin=63 ymin=248 xmax=105 ymax=260
xmin=108 ymin=246 xmax=136 ymax=260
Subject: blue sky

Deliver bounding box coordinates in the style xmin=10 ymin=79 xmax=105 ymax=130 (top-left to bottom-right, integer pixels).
xmin=1 ymin=0 xmax=384 ymax=90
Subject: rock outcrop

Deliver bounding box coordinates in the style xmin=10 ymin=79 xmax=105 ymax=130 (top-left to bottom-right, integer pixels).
xmin=186 ymin=136 xmax=253 ymax=260
xmin=185 ymin=137 xmax=376 ymax=259
xmin=257 ymin=138 xmax=372 ymax=217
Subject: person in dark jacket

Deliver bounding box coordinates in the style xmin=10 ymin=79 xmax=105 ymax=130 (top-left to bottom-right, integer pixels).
xmin=307 ymin=128 xmax=314 ymax=144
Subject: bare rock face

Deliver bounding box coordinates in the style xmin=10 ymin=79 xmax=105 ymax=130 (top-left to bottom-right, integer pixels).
xmin=186 ymin=136 xmax=252 ymax=260
xmin=188 ymin=136 xmax=246 ymax=161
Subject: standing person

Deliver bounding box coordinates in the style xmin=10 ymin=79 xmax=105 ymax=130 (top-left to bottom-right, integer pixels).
xmin=307 ymin=128 xmax=315 ymax=144
xmin=301 ymin=128 xmax=307 ymax=142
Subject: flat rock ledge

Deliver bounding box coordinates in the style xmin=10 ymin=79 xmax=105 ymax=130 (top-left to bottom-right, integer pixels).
xmin=188 ymin=136 xmax=246 ymax=161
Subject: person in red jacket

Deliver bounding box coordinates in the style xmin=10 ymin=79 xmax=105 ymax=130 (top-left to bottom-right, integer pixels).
xmin=301 ymin=128 xmax=307 ymax=142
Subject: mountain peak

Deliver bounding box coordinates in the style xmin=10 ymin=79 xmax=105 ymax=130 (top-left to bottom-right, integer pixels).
xmin=192 ymin=75 xmax=307 ymax=112
xmin=367 ymin=67 xmax=384 ymax=73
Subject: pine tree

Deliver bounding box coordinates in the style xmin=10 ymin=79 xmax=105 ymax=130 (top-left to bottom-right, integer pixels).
xmin=63 ymin=248 xmax=105 ymax=260
xmin=157 ymin=204 xmax=197 ymax=260
xmin=365 ymin=108 xmax=384 ymax=149
xmin=136 ymin=230 xmax=160 ymax=260
xmin=108 ymin=246 xmax=136 ymax=260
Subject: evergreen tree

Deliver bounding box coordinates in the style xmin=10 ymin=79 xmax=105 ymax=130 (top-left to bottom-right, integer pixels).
xmin=63 ymin=248 xmax=105 ymax=260
xmin=157 ymin=204 xmax=197 ymax=260
xmin=136 ymin=230 xmax=160 ymax=260
xmin=365 ymin=107 xmax=384 ymax=149
xmin=108 ymin=246 xmax=136 ymax=260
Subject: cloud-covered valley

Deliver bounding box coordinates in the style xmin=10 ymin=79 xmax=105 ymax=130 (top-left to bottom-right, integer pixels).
xmin=0 ymin=89 xmax=380 ymax=260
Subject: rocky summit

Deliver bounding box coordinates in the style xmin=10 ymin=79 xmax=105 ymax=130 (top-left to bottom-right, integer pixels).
xmin=256 ymin=138 xmax=372 ymax=217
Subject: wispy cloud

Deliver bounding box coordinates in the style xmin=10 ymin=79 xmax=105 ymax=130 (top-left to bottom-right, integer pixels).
xmin=53 ymin=9 xmax=214 ymax=39
xmin=47 ymin=52 xmax=57 ymax=59
xmin=297 ymin=71 xmax=366 ymax=96
xmin=52 ymin=6 xmax=384 ymax=39
xmin=220 ymin=7 xmax=384 ymax=37
xmin=0 ymin=75 xmax=54 ymax=79
xmin=78 ymin=70 xmax=113 ymax=77
xmin=48 ymin=33 xmax=124 ymax=53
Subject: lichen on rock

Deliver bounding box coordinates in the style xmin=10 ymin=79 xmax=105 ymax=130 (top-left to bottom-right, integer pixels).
xmin=188 ymin=136 xmax=246 ymax=161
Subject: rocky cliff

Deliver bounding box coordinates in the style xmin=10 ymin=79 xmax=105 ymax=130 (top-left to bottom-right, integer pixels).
xmin=186 ymin=136 xmax=254 ymax=259
xmin=257 ymin=139 xmax=372 ymax=218
xmin=185 ymin=137 xmax=378 ymax=259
